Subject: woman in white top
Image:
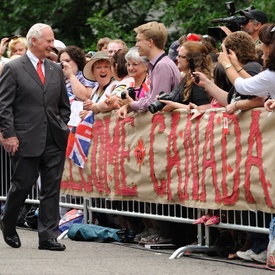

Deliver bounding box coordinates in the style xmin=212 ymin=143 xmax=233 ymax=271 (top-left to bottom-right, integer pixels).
xmin=217 ymin=23 xmax=275 ymax=112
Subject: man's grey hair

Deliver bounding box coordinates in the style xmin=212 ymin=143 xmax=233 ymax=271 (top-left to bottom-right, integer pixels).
xmin=26 ymin=23 xmax=51 ymax=48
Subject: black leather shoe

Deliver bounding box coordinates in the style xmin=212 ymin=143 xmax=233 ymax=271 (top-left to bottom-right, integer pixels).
xmin=38 ymin=239 xmax=66 ymax=251
xmin=0 ymin=219 xmax=21 ymax=248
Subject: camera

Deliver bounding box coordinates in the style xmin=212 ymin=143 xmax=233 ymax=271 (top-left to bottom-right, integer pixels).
xmin=208 ymin=2 xmax=255 ymax=42
xmin=57 ymin=62 xmax=64 ymax=69
xmin=148 ymin=91 xmax=173 ymax=114
xmin=121 ymin=87 xmax=136 ymax=100
xmin=189 ymin=57 xmax=200 ymax=83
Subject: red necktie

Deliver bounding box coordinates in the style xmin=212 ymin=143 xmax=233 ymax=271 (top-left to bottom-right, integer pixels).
xmin=37 ymin=60 xmax=45 ymax=85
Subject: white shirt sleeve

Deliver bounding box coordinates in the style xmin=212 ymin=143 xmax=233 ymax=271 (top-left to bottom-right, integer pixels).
xmin=234 ymin=69 xmax=275 ymax=98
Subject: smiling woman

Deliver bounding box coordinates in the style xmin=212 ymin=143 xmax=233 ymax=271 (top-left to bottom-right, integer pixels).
xmin=7 ymin=36 xmax=28 ymax=58
xmin=80 ymin=51 xmax=118 ymax=118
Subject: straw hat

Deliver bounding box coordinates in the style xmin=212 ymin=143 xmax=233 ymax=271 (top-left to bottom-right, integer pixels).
xmin=83 ymin=51 xmax=111 ymax=81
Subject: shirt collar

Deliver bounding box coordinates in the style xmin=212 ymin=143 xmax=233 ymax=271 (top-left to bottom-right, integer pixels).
xmin=26 ymin=50 xmax=45 ymax=65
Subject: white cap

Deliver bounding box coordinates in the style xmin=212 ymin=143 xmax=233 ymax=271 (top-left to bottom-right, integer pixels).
xmin=54 ymin=39 xmax=66 ymax=51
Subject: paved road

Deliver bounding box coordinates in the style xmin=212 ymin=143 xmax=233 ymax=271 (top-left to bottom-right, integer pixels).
xmin=0 ymin=228 xmax=272 ymax=275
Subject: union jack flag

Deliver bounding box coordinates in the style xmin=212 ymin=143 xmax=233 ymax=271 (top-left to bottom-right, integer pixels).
xmin=68 ymin=92 xmax=75 ymax=105
xmin=66 ymin=112 xmax=94 ymax=168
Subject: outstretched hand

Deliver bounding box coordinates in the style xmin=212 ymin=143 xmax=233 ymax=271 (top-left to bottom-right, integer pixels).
xmin=265 ymin=99 xmax=275 ymax=112
xmin=191 ymin=71 xmax=210 ymax=87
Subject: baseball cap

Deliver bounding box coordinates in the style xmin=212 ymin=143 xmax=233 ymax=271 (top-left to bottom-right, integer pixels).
xmin=240 ymin=9 xmax=268 ymax=24
xmin=54 ymin=39 xmax=66 ymax=51
xmin=168 ymin=40 xmax=180 ymax=62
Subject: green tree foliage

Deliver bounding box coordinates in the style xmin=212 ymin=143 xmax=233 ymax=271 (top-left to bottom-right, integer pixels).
xmin=0 ymin=0 xmax=274 ymax=52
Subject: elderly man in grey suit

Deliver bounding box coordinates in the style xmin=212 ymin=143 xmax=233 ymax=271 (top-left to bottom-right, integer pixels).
xmin=0 ymin=23 xmax=71 ymax=250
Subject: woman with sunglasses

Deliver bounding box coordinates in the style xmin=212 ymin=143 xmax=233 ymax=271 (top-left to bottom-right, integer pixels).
xmin=0 ymin=36 xmax=26 ymax=74
xmin=156 ymin=41 xmax=212 ymax=113
xmin=7 ymin=36 xmax=28 ymax=58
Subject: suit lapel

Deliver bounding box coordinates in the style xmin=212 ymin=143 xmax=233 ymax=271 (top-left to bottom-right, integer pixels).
xmin=21 ymin=55 xmax=44 ymax=88
xmin=44 ymin=59 xmax=53 ymax=90
xmin=22 ymin=55 xmax=54 ymax=90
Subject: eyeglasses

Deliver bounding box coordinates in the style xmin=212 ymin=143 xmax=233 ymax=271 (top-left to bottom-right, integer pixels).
xmin=177 ymin=55 xmax=187 ymax=59
xmin=136 ymin=38 xmax=147 ymax=43
xmin=125 ymin=62 xmax=141 ymax=68
xmin=107 ymin=50 xmax=117 ymax=55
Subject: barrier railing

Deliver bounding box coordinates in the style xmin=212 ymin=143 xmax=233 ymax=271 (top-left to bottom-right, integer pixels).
xmin=0 ymin=145 xmax=83 ymax=210
xmin=0 ymin=139 xmax=272 ymax=261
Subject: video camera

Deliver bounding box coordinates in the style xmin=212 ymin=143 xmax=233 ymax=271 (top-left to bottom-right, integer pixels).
xmin=208 ymin=1 xmax=255 ymax=42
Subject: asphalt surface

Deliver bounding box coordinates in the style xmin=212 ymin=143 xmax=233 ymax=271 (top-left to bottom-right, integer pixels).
xmin=0 ymin=227 xmax=273 ymax=275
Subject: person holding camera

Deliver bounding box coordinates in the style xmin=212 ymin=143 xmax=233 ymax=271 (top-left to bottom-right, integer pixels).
xmin=151 ymin=41 xmax=212 ymax=114
xmin=57 ymin=46 xmax=96 ymax=102
xmin=103 ymin=46 xmax=149 ymax=110
xmin=240 ymin=9 xmax=268 ymax=50
xmin=190 ymin=31 xmax=265 ymax=115
xmin=195 ymin=23 xmax=275 ymax=264
xmin=116 ymin=21 xmax=181 ymax=119
xmin=82 ymin=49 xmax=134 ymax=115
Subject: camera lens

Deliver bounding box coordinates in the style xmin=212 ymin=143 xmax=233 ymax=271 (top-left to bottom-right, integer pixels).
xmin=148 ymin=103 xmax=158 ymax=114
xmin=148 ymin=101 xmax=166 ymax=114
xmin=121 ymin=91 xmax=126 ymax=100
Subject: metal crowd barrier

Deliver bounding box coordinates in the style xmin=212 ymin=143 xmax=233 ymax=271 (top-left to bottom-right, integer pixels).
xmin=0 ymin=145 xmax=83 ymax=210
xmin=0 ymin=145 xmax=272 ymax=259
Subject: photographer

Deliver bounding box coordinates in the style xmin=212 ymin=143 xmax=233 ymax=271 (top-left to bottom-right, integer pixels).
xmin=153 ymin=41 xmax=212 ymax=113
xmin=240 ymin=9 xmax=268 ymax=50
xmin=190 ymin=31 xmax=265 ymax=115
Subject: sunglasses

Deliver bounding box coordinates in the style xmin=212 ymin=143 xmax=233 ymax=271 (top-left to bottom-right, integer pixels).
xmin=7 ymin=35 xmax=22 ymax=42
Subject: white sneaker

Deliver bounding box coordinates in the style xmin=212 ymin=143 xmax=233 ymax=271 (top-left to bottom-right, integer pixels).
xmin=134 ymin=228 xmax=153 ymax=243
xmin=139 ymin=230 xmax=172 ymax=244
xmin=236 ymin=249 xmax=257 ymax=261
xmin=251 ymin=250 xmax=267 ymax=264
xmin=139 ymin=230 xmax=158 ymax=244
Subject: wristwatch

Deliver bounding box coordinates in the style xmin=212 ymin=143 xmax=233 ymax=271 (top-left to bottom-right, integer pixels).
xmin=225 ymin=64 xmax=232 ymax=70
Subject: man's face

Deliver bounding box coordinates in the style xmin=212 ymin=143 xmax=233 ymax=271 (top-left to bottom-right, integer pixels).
xmin=107 ymin=42 xmax=123 ymax=57
xmin=241 ymin=19 xmax=258 ymax=36
xmin=135 ymin=33 xmax=150 ymax=57
xmin=32 ymin=27 xmax=55 ymax=59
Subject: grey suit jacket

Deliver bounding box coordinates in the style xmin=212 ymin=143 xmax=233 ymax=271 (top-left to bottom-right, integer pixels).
xmin=0 ymin=54 xmax=71 ymax=156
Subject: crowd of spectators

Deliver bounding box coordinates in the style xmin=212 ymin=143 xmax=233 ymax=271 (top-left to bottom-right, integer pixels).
xmin=0 ymin=7 xmax=274 ymax=264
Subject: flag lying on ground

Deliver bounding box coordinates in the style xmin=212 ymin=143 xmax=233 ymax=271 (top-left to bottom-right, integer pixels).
xmin=66 ymin=112 xmax=94 ymax=168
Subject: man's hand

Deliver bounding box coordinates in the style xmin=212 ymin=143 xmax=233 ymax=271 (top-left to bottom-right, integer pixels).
xmin=2 ymin=136 xmax=19 ymax=156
